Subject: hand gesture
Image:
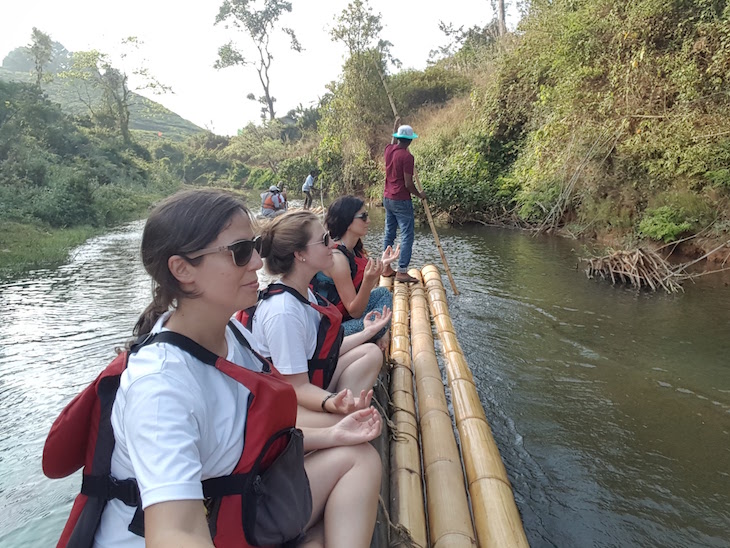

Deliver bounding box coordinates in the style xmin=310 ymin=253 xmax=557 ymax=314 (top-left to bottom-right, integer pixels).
xmin=381 ymin=244 xmax=401 ymax=267
xmin=327 ymin=388 xmax=374 ymax=415
xmin=363 ymin=306 xmax=392 ymax=335
xmin=362 ymin=257 xmax=383 ymax=289
xmin=330 ymin=407 xmax=383 ymax=445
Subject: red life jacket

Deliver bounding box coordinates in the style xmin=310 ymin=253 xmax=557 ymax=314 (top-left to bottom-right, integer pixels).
xmin=262 ymin=192 xmax=277 ymax=210
xmin=236 ymin=283 xmax=344 ymax=390
xmin=43 ymin=322 xmax=303 ymax=548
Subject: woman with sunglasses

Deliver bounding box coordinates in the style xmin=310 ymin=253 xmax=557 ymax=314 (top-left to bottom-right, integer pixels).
xmin=311 ymin=196 xmax=398 ymax=349
xmin=46 ymin=189 xmax=382 ymax=548
xmin=250 ymin=210 xmax=391 ymax=418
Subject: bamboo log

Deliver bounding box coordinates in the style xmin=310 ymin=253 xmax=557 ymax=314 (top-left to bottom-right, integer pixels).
xmin=389 ymin=281 xmax=428 ymax=548
xmin=421 ymin=264 xmax=529 ymax=548
xmin=408 ymin=269 xmax=476 ymax=548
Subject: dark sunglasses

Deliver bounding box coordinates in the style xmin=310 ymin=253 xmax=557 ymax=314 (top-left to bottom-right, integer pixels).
xmin=186 ymin=236 xmax=262 ymax=267
xmin=306 ymin=232 xmax=331 ymax=247
xmin=353 ymin=212 xmax=369 ymax=221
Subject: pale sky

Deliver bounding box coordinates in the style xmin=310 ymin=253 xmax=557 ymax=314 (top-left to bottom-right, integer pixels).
xmin=1 ymin=0 xmax=512 ymax=136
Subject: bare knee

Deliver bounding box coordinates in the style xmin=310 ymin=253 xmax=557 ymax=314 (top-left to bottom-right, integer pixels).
xmin=359 ymin=442 xmax=382 ymax=481
xmin=362 ymin=342 xmax=383 ymax=368
xmin=334 ymin=442 xmax=381 ymax=477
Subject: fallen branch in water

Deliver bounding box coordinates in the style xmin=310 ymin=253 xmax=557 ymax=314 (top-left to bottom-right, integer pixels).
xmin=584 ymin=248 xmax=685 ymax=293
xmin=585 ymin=241 xmax=730 ymax=292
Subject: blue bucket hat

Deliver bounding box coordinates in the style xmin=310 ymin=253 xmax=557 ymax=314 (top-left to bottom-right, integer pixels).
xmin=393 ymin=125 xmax=418 ymax=139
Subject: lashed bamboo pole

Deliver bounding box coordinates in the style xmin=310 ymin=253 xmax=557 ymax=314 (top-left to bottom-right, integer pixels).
xmin=389 ymin=281 xmax=428 ymax=548
xmin=421 ymin=264 xmax=529 ymax=548
xmin=408 ymin=269 xmax=476 ymax=548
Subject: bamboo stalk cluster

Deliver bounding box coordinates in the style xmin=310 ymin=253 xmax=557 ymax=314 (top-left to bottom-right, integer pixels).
xmin=584 ymin=247 xmax=684 ymax=293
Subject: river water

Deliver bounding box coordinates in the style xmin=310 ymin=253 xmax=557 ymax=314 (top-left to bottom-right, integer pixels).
xmin=1 ymin=210 xmax=728 ymax=547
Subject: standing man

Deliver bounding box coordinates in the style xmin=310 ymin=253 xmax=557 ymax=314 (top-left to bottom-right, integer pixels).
xmin=382 ymin=120 xmax=426 ymax=284
xmin=302 ymin=169 xmax=318 ymax=210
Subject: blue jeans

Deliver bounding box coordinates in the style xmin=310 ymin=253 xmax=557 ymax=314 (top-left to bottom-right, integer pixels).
xmin=383 ymin=197 xmax=414 ymax=272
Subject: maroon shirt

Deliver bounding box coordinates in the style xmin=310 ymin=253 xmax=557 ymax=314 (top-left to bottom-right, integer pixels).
xmin=384 ymin=143 xmax=414 ymax=200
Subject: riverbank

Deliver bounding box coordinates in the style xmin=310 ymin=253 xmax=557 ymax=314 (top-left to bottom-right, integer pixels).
xmin=0 ymin=221 xmax=104 ymax=277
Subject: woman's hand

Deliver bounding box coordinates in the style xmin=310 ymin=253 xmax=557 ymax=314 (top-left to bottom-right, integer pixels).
xmin=329 ymin=407 xmax=382 ymax=446
xmin=363 ymin=306 xmax=392 ymax=336
xmin=362 ymin=257 xmax=383 ymax=289
xmin=326 ymin=388 xmax=374 ymax=415
xmin=381 ymin=244 xmax=401 ymax=267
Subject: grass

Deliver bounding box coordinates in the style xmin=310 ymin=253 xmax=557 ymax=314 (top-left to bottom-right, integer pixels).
xmin=0 ymin=221 xmax=102 ymax=278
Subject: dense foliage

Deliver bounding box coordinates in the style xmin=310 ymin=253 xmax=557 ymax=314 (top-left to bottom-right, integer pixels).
xmin=416 ymin=0 xmax=730 ymax=244
xmin=0 ymin=80 xmax=177 ymax=228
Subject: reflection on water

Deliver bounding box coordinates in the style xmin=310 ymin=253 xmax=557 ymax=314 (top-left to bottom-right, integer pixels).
xmin=1 ymin=214 xmax=729 ymax=546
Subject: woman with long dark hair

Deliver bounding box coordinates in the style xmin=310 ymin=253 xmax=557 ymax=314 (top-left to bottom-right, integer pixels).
xmin=311 ymin=195 xmax=397 ymax=349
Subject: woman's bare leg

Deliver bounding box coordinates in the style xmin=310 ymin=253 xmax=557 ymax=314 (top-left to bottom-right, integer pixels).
xmin=327 ymin=342 xmax=381 ymax=394
xmin=298 ymin=520 xmax=324 ymax=548
xmin=303 ymin=443 xmax=381 ymax=548
xmin=296 ymin=405 xmax=342 ymax=428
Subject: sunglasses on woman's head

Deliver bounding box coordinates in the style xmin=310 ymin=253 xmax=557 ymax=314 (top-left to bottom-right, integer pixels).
xmin=306 ymin=231 xmax=330 ymax=247
xmin=186 ymin=236 xmax=262 ymax=267
xmin=353 ymin=212 xmax=369 ymax=221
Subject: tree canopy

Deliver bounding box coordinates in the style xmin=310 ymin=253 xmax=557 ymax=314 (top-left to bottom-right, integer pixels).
xmin=215 ymin=0 xmax=302 ymax=121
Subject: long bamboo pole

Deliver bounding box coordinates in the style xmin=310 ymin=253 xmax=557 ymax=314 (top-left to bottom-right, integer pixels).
xmin=421 ymin=264 xmax=529 ymax=548
xmin=413 ymin=173 xmax=459 ymax=295
xmin=389 ymin=281 xmax=428 ymax=548
xmin=408 ymin=269 xmax=476 ymax=548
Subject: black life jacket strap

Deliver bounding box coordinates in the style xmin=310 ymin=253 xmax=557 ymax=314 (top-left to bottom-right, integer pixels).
xmin=227 ymin=320 xmax=271 ymax=373
xmin=202 ymin=427 xmax=297 ymax=498
xmin=81 ymin=474 xmax=140 ymax=506
xmin=336 ymin=244 xmax=358 ymax=281
xmin=130 ymin=331 xmax=218 ymax=365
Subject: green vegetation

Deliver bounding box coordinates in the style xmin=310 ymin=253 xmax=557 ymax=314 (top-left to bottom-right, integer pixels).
xmin=0 ymin=222 xmax=101 ymax=275
xmin=0 ymin=42 xmax=202 ymax=142
xmin=4 ymin=0 xmax=730 ymax=276
xmin=412 ymin=0 xmax=730 ymax=248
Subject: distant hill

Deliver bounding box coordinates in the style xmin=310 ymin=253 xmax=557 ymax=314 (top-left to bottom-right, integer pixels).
xmin=1 ymin=43 xmax=205 ymax=142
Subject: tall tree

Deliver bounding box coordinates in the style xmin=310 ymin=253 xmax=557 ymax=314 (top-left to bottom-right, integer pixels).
xmin=61 ymin=38 xmax=170 ymax=144
xmin=29 ymin=28 xmax=53 ymax=89
xmin=215 ymin=0 xmax=302 ymax=121
xmin=494 ymin=0 xmax=507 ymax=36
xmin=330 ymin=0 xmax=382 ymax=58
xmin=329 ymin=0 xmax=397 ymax=138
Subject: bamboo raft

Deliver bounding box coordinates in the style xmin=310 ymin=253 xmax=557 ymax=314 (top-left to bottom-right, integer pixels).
xmin=373 ymin=265 xmax=528 ymax=548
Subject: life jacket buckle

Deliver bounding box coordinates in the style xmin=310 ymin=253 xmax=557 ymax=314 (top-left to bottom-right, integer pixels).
xmin=108 ymin=475 xmax=140 ymax=507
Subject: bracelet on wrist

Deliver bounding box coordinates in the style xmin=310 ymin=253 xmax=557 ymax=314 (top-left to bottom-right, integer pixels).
xmin=321 ymin=392 xmax=337 ymax=412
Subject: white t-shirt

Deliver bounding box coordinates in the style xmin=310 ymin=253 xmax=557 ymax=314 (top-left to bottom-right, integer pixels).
xmin=94 ymin=314 xmax=262 ymax=548
xmin=302 ymin=174 xmax=315 ymax=192
xmin=252 ymin=287 xmax=321 ymax=376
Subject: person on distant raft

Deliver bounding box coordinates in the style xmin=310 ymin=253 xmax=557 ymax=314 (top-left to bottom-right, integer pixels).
xmin=302 ymin=169 xmax=318 ymax=210
xmin=312 ymin=195 xmax=397 ymax=351
xmin=279 ymin=182 xmax=289 ymax=211
xmin=260 ymin=184 xmax=287 ymax=218
xmin=382 ymin=119 xmax=426 ymax=284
